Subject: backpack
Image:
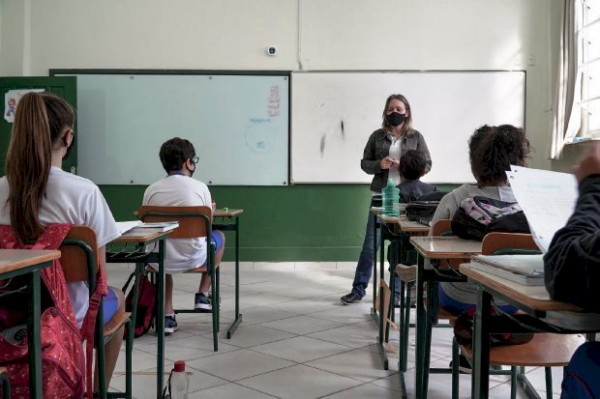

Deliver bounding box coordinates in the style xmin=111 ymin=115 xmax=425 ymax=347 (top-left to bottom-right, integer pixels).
xmin=122 ymin=268 xmax=156 ymax=338
xmin=451 ymin=196 xmax=530 ymax=241
xmin=405 ymin=191 xmax=448 ymax=226
xmin=0 ymin=224 xmax=88 ymax=399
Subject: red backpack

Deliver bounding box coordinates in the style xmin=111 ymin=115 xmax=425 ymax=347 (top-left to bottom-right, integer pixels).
xmin=122 ymin=269 xmax=156 ymax=337
xmin=0 ymin=224 xmax=104 ymax=399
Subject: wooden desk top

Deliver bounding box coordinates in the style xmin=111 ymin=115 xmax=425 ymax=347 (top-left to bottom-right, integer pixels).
xmin=460 ymin=263 xmax=582 ymax=312
xmin=377 ymin=215 xmax=430 ymax=233
xmin=0 ymin=249 xmax=61 ymax=274
xmin=214 ymin=208 xmax=244 ymax=217
xmin=112 ymin=229 xmax=172 ymax=243
xmin=410 ymin=236 xmax=482 ymax=259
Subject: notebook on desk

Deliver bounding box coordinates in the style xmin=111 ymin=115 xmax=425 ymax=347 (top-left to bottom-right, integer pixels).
xmin=115 ymin=221 xmax=179 ymax=235
xmin=471 ymin=254 xmax=544 ymax=286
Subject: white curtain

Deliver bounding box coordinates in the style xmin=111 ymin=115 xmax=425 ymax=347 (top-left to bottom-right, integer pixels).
xmin=550 ymin=0 xmax=580 ymax=159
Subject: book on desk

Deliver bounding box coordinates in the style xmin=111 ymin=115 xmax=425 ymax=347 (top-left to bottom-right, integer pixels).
xmin=471 ymin=254 xmax=544 ymax=286
xmin=116 ymin=221 xmax=179 ymax=235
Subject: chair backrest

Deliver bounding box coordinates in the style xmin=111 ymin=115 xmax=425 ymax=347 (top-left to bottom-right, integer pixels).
xmin=481 ymin=232 xmax=539 ymax=255
xmin=431 ymin=219 xmax=452 ymax=236
xmin=136 ymin=205 xmax=212 ymax=239
xmin=59 ymin=225 xmax=99 ymax=284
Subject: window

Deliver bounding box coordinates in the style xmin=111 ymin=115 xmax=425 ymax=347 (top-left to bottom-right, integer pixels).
xmin=579 ymin=0 xmax=600 ymax=136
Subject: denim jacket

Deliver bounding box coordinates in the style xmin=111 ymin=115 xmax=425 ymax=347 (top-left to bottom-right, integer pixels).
xmin=361 ymin=128 xmax=432 ymax=193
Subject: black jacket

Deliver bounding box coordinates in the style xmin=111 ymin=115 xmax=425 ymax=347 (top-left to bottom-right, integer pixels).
xmin=544 ymin=174 xmax=600 ymax=312
xmin=361 ymin=128 xmax=431 ymax=193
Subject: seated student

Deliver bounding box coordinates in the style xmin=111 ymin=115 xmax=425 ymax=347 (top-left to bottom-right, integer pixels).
xmin=430 ymin=124 xmax=531 ymax=314
xmin=142 ymin=137 xmax=226 ymax=335
xmin=397 ymin=149 xmax=437 ymax=203
xmin=0 ymin=92 xmax=124 ymax=389
xmin=390 ymin=149 xmax=438 ymax=281
xmin=544 ymin=143 xmax=600 ymax=398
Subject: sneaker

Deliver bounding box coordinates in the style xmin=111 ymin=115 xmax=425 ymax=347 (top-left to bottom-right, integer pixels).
xmin=207 ymin=291 xmax=221 ymax=308
xmin=449 ymin=354 xmax=472 ymax=373
xmin=195 ymin=293 xmax=212 ymax=311
xmin=165 ymin=315 xmax=178 ymax=335
xmin=340 ymin=292 xmax=362 ymax=305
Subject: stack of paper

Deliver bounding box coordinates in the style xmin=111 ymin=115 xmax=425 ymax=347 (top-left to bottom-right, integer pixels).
xmin=471 ymin=254 xmax=544 ymax=286
xmin=507 ymin=166 xmax=578 ymax=253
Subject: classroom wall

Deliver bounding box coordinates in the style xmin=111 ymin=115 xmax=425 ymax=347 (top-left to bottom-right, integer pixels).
xmin=0 ymin=0 xmax=562 ymax=261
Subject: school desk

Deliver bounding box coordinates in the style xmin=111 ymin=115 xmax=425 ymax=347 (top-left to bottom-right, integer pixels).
xmin=408 ymin=236 xmax=482 ymax=399
xmin=373 ymin=213 xmax=429 ymax=370
xmin=460 ymin=263 xmax=600 ymax=399
xmin=108 ymin=230 xmax=171 ymax=399
xmin=0 ymin=249 xmax=61 ymax=399
xmin=213 ymin=208 xmax=244 ymax=338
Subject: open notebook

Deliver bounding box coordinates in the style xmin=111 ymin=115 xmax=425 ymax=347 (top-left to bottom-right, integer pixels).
xmin=471 ymin=254 xmax=544 ymax=286
xmin=115 ymin=221 xmax=179 ymax=235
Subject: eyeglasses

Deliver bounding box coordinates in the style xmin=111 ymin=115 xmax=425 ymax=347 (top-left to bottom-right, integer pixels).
xmin=191 ymin=156 xmax=199 ymax=164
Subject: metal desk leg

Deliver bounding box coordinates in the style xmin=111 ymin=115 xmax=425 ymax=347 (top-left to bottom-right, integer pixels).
xmin=415 ymin=254 xmax=426 ymax=399
xmin=27 ymin=269 xmax=43 ymax=399
xmin=472 ymin=287 xmax=492 ymax=399
xmin=372 ymin=215 xmax=379 ymax=321
xmin=377 ymin=219 xmax=388 ymax=370
xmin=227 ymin=216 xmax=243 ymax=338
xmin=156 ymin=239 xmax=166 ymax=399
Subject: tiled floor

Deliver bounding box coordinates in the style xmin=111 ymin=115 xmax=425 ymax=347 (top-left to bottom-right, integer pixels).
xmin=106 ymin=262 xmax=563 ymax=398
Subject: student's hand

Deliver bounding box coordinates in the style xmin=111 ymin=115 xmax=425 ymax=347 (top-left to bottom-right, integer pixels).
xmin=574 ymin=143 xmax=600 ymax=182
xmin=380 ymin=156 xmax=394 ymax=170
xmin=390 ymin=158 xmax=400 ymax=169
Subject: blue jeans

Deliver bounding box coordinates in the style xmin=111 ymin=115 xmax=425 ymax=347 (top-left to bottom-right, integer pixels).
xmin=351 ymin=210 xmax=401 ymax=298
xmin=561 ymin=342 xmax=600 ymax=398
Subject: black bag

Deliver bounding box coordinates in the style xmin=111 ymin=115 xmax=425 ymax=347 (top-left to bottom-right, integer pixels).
xmin=405 ymin=191 xmax=448 ymax=226
xmin=451 ymin=196 xmax=530 ymax=241
xmin=122 ymin=269 xmax=157 ymax=338
xmin=405 ymin=201 xmax=440 ymax=226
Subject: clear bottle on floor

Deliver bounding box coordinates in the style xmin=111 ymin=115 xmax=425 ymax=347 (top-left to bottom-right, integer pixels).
xmin=168 ymin=360 xmax=189 ymax=399
xmin=382 ymin=179 xmax=400 ymax=217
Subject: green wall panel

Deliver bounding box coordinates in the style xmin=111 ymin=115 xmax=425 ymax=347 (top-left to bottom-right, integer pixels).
xmin=99 ymin=183 xmax=458 ymax=262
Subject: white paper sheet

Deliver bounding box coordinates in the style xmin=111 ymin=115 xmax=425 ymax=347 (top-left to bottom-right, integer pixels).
xmin=507 ymin=166 xmax=578 ymax=253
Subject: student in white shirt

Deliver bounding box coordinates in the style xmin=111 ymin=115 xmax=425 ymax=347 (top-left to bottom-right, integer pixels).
xmin=143 ymin=137 xmax=226 ymax=334
xmin=0 ymin=92 xmax=123 ymax=390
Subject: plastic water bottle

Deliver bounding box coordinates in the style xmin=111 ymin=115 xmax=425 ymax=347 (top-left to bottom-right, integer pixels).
xmin=382 ymin=179 xmax=400 ymax=217
xmin=169 ymin=360 xmax=189 ymax=399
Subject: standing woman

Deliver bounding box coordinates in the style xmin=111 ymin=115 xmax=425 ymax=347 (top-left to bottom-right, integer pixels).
xmin=0 ymin=92 xmax=124 ymax=390
xmin=341 ymin=94 xmax=431 ymax=304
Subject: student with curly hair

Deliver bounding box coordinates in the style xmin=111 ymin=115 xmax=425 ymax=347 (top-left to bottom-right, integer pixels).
xmin=430 ymin=124 xmax=531 ymax=313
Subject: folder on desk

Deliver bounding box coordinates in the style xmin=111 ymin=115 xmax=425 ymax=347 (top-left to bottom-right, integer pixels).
xmin=471 ymin=254 xmax=544 ymax=286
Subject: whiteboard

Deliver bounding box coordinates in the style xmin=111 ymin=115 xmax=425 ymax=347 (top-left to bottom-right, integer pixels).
xmin=291 ymin=71 xmax=525 ymax=184
xmin=67 ymin=73 xmax=289 ymax=185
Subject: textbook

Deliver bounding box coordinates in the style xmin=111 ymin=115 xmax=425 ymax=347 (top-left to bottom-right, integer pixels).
xmin=471 ymin=254 xmax=544 ymax=286
xmin=115 ymin=221 xmax=179 ymax=235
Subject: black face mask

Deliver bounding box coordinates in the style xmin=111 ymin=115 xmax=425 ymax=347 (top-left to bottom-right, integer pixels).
xmin=385 ymin=112 xmax=407 ymax=127
xmin=62 ymin=134 xmax=75 ymax=161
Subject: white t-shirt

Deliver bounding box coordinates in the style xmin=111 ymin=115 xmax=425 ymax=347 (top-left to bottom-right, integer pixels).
xmin=388 ymin=134 xmax=402 ymax=185
xmin=142 ymin=175 xmax=212 ymax=273
xmin=0 ymin=167 xmax=120 ymax=327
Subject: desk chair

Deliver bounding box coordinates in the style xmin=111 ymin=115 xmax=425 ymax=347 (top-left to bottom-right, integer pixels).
xmin=0 ymin=367 xmax=9 ymax=398
xmin=60 ymin=226 xmax=133 ymax=399
xmin=136 ymin=206 xmax=219 ymax=352
xmin=451 ymin=232 xmax=585 ymax=399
